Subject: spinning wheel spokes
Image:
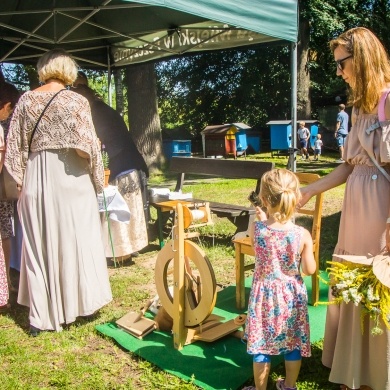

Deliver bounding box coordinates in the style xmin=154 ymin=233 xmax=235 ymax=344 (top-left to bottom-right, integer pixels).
xmin=155 ymin=239 xmax=217 ymax=327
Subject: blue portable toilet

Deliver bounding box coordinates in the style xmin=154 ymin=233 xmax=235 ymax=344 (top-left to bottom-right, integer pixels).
xmin=234 ymin=123 xmax=249 ymax=156
xmin=163 ymin=139 xmax=192 ymax=160
xmin=300 ymin=120 xmax=320 ymax=149
xmin=267 ymin=119 xmax=320 ymax=154
xmin=246 ymin=129 xmax=261 ymax=154
xmin=266 ymin=120 xmax=292 ymax=153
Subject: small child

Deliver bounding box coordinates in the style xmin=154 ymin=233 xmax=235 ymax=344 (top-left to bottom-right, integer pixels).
xmin=313 ymin=134 xmax=323 ymax=161
xmin=297 ymin=121 xmax=310 ymax=160
xmin=243 ymin=169 xmax=316 ymax=390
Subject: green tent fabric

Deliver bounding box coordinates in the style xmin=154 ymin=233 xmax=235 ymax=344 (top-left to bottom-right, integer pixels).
xmin=0 ymin=0 xmax=298 ymax=68
xmin=96 ymin=273 xmax=329 ymax=390
xmin=134 ymin=0 xmax=298 ymax=41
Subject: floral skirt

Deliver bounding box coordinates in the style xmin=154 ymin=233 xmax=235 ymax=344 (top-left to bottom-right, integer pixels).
xmin=0 ymin=200 xmax=14 ymax=239
xmin=100 ymin=169 xmax=148 ymax=257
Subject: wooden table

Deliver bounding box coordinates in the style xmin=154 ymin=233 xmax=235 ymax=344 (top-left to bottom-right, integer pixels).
xmin=150 ymin=199 xmax=194 ymax=248
xmin=232 ymin=236 xmax=254 ymax=310
xmin=150 ymin=196 xmax=254 ymax=248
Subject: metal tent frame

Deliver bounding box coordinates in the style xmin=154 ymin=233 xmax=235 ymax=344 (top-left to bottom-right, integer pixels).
xmin=0 ymin=0 xmax=298 ymax=170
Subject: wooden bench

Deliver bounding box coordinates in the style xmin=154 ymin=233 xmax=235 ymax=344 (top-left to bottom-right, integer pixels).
xmin=150 ymin=157 xmax=274 ymax=246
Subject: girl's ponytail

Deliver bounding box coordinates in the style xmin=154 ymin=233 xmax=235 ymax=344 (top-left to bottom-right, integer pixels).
xmin=260 ymin=169 xmax=300 ymax=223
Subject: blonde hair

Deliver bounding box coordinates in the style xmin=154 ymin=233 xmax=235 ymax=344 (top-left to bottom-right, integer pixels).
xmin=317 ymin=134 xmax=321 ymax=139
xmin=299 ymin=121 xmax=305 ymax=126
xmin=260 ymin=168 xmax=300 ymax=223
xmin=37 ymin=49 xmax=78 ymax=85
xmin=330 ymin=27 xmax=390 ymax=113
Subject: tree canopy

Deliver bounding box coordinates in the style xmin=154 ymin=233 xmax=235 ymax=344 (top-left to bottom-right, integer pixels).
xmin=156 ymin=0 xmax=390 ymax=136
xmin=1 ymin=0 xmax=390 ymax=169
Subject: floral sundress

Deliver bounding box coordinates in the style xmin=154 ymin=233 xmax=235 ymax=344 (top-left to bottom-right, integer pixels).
xmin=244 ymin=221 xmax=311 ymax=357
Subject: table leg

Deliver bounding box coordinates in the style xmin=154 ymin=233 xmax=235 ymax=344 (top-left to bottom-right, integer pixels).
xmin=234 ymin=243 xmax=245 ymax=310
xmin=157 ymin=209 xmax=165 ymax=248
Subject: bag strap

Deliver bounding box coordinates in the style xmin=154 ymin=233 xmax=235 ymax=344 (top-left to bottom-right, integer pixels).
xmin=366 ymin=89 xmax=390 ymax=182
xmin=28 ymin=89 xmax=65 ymax=151
xmin=367 ymin=152 xmax=390 ymax=182
xmin=378 ymin=89 xmax=390 ymax=122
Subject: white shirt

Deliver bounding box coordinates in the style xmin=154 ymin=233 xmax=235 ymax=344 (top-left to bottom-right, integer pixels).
xmin=315 ymin=139 xmax=323 ymax=150
xmin=298 ymin=127 xmax=310 ymax=140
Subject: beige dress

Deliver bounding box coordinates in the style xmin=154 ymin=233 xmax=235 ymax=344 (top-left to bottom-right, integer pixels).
xmin=322 ymin=107 xmax=390 ymax=389
xmin=5 ymin=91 xmax=112 ymax=331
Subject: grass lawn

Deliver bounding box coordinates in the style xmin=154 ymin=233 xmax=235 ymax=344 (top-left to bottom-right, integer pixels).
xmin=0 ymin=151 xmax=345 ymax=389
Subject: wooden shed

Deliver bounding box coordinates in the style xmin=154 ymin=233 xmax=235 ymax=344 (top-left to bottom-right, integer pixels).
xmin=201 ymin=123 xmax=250 ymax=159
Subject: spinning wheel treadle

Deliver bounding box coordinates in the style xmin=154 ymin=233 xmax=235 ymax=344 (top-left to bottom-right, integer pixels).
xmin=155 ymin=239 xmax=217 ymax=327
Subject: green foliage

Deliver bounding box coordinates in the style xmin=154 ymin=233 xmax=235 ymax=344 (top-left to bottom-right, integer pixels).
xmin=101 ymin=150 xmax=109 ymax=169
xmin=0 ymin=63 xmax=35 ymax=91
xmin=156 ymin=44 xmax=291 ymax=135
xmin=78 ymin=69 xmax=112 ymax=104
xmin=157 ymin=0 xmax=390 ymax=135
xmin=3 ymin=1 xmax=390 ymax=146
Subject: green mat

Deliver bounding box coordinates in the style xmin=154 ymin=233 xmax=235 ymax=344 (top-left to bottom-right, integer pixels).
xmin=96 ymin=272 xmax=329 ymax=390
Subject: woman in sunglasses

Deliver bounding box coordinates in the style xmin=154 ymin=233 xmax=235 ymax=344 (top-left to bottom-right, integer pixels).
xmin=300 ymin=27 xmax=390 ymax=390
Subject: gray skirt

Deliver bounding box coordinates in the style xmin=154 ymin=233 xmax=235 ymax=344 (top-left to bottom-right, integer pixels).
xmin=17 ymin=149 xmax=112 ymax=331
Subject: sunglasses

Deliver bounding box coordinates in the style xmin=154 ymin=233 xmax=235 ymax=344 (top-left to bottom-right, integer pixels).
xmin=336 ymin=55 xmax=353 ymax=71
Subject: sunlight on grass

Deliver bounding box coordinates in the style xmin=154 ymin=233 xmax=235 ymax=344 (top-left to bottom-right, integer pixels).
xmin=0 ymin=152 xmax=345 ymax=389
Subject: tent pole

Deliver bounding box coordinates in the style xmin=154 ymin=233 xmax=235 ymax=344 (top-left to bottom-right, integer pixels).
xmin=107 ymin=46 xmax=112 ymax=107
xmin=290 ymin=42 xmax=297 ymax=173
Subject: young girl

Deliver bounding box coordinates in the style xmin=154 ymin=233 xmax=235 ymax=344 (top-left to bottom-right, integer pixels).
xmin=243 ymin=169 xmax=316 ymax=390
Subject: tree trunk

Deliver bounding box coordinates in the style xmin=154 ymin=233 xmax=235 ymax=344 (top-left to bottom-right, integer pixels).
xmin=126 ymin=63 xmax=164 ymax=172
xmin=113 ymin=69 xmax=124 ymax=116
xmin=297 ymin=18 xmax=311 ymax=119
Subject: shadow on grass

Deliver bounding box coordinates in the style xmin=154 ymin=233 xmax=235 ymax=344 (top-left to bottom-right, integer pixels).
xmin=241 ymin=340 xmax=341 ymax=390
xmin=271 ymin=340 xmax=340 ymax=390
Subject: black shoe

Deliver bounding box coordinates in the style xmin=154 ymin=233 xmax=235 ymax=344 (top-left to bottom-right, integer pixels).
xmin=29 ymin=325 xmax=41 ymax=337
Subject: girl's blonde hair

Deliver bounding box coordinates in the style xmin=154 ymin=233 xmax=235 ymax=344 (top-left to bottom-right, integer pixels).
xmin=260 ymin=168 xmax=300 ymax=223
xmin=37 ymin=48 xmax=78 ymax=86
xmin=330 ymin=27 xmax=390 ymax=113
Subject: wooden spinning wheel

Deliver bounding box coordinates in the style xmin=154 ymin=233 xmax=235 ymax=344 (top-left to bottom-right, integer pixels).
xmin=154 ymin=202 xmax=217 ymax=349
xmin=155 ymin=239 xmax=217 ymax=327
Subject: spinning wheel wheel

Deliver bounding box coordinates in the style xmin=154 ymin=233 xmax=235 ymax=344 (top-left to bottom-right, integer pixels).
xmin=154 ymin=202 xmax=244 ymax=349
xmin=155 ymin=239 xmax=217 ymax=327
xmin=154 ymin=202 xmax=218 ymax=349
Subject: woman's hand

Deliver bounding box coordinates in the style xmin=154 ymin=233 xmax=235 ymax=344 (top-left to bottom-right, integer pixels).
xmin=298 ymin=186 xmax=313 ymax=209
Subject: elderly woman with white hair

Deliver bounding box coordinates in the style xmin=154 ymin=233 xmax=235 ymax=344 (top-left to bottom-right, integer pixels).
xmin=5 ymin=49 xmax=112 ymax=335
